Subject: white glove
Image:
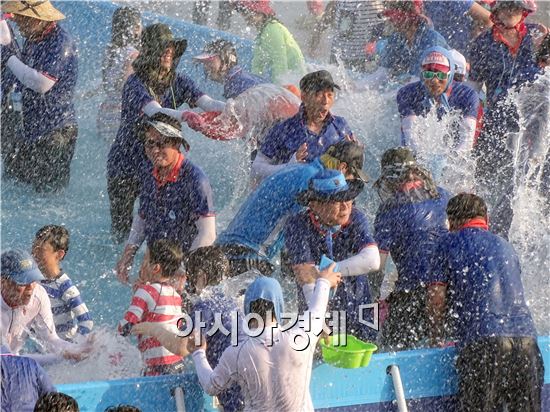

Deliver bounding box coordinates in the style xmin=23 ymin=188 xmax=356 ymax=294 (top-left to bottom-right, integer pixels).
xmin=0 ymin=20 xmax=12 ymax=46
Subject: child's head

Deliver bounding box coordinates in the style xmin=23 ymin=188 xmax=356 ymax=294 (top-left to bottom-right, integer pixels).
xmin=34 ymin=392 xmax=79 ymax=412
xmin=185 ymin=246 xmax=230 ymax=295
xmin=148 ymin=239 xmax=184 ymax=279
xmin=446 ymin=193 xmax=488 ymax=231
xmin=537 ymin=33 xmax=550 ymax=68
xmin=32 ymin=225 xmax=69 ymax=278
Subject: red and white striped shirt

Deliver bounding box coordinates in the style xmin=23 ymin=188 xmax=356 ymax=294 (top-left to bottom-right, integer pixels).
xmin=119 ymin=283 xmax=183 ymax=369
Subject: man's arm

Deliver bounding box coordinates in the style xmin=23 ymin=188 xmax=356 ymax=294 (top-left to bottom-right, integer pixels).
xmin=190 ymin=216 xmax=216 ymax=251
xmin=115 ymin=213 xmax=145 ymax=284
xmin=337 ymin=245 xmax=380 ymax=276
xmin=190 ymin=338 xmax=235 ymax=396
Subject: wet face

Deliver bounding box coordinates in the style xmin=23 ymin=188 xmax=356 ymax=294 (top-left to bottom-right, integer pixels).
xmin=202 ymin=56 xmax=224 ymax=82
xmin=495 ymin=6 xmax=524 ymax=28
xmin=144 ymin=128 xmax=180 ymax=169
xmin=301 ymin=88 xmax=335 ymax=123
xmin=422 ymin=71 xmax=448 ymax=97
xmin=309 ymin=199 xmax=353 ymax=226
xmin=1 ymin=277 xmax=36 ymax=307
xmin=160 ymin=45 xmax=175 ymax=72
xmin=11 ymin=14 xmax=45 ymax=39
xmin=32 ymin=240 xmax=63 ymax=278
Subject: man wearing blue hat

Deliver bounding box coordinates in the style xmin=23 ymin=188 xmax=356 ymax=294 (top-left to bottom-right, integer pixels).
xmin=1 ymin=249 xmax=92 ymax=361
xmin=189 ymin=265 xmax=341 ymax=412
xmin=284 ymin=169 xmax=380 ymax=342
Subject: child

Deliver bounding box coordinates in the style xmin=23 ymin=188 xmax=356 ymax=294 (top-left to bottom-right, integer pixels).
xmin=32 ymin=225 xmax=93 ymax=341
xmin=118 ymin=239 xmax=186 ymax=376
xmin=188 ymin=264 xmax=341 ymax=411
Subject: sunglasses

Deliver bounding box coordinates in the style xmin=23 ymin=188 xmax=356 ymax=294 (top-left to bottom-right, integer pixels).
xmin=422 ymin=70 xmax=448 ymax=81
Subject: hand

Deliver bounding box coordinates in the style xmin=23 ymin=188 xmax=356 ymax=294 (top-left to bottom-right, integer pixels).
xmin=0 ymin=20 xmax=12 ymax=46
xmin=295 ymin=143 xmax=308 ymax=162
xmin=115 ymin=246 xmax=137 ymax=285
xmin=181 ymin=110 xmax=206 ymax=131
xmin=130 ymin=322 xmax=157 ymax=337
xmin=317 ymin=262 xmax=342 ymax=289
xmin=186 ymin=330 xmax=207 ymax=354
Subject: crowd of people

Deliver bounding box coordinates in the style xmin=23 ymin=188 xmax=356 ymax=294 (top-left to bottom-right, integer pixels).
xmin=1 ymin=0 xmax=549 ymax=411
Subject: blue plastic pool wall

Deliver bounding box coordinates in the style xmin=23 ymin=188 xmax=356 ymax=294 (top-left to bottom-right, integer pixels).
xmin=59 ymin=337 xmax=549 ymax=412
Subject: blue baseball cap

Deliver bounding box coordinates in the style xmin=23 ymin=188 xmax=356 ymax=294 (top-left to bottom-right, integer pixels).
xmin=1 ymin=249 xmax=45 ymax=285
xmin=297 ymin=169 xmax=364 ymax=205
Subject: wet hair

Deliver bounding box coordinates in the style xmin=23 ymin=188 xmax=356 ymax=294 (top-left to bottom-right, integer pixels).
xmin=34 ymin=225 xmax=70 ymax=253
xmin=104 ymin=406 xmax=141 ymax=412
xmin=149 ymin=239 xmax=184 ymax=278
xmin=249 ymin=298 xmax=275 ymax=320
xmin=103 ymin=7 xmax=141 ymax=85
xmin=185 ymin=246 xmax=230 ymax=289
xmin=34 ymin=392 xmax=79 ymax=412
xmin=111 ymin=7 xmax=141 ymax=49
xmin=537 ymin=33 xmax=550 ymax=64
xmin=446 ymin=193 xmax=487 ymax=225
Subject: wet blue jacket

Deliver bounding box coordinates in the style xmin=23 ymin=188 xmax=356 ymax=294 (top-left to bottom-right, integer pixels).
xmin=216 ymin=159 xmax=324 ymax=258
xmin=284 ymin=208 xmax=377 ymax=341
xmin=380 ymin=21 xmax=448 ymax=77
xmin=429 ymin=227 xmax=537 ymax=349
xmin=223 ymin=66 xmax=267 ymax=99
xmin=1 ymin=346 xmax=56 ymax=412
xmin=375 ymin=187 xmax=451 ymax=291
xmin=469 ymin=24 xmax=542 ymax=107
xmin=260 ymin=105 xmax=353 ymax=164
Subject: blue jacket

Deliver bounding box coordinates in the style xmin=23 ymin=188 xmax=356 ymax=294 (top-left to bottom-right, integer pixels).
xmin=429 ymin=226 xmax=537 ymax=349
xmin=223 ymin=66 xmax=267 ymax=99
xmin=216 ymin=160 xmax=324 ymax=258
xmin=1 ymin=346 xmax=56 ymax=412
xmin=469 ymin=24 xmax=542 ymax=107
xmin=375 ymin=187 xmax=451 ymax=291
xmin=260 ymin=105 xmax=353 ymax=164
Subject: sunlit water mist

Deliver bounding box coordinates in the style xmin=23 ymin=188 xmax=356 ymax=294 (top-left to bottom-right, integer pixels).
xmin=1 ymin=34 xmax=548 ymax=382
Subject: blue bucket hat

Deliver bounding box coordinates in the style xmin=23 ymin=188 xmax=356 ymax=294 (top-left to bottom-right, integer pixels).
xmin=297 ymin=169 xmax=364 ymax=205
xmin=1 ymin=249 xmax=45 ymax=285
xmin=244 ymin=276 xmax=285 ymax=323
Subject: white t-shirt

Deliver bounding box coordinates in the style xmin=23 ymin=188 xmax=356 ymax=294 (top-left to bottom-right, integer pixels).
xmin=1 ymin=284 xmax=73 ymax=356
xmin=192 ymin=278 xmax=331 ymax=412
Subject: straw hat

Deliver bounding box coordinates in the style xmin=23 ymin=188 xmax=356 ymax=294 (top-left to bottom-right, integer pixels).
xmin=2 ymin=1 xmax=65 ymax=21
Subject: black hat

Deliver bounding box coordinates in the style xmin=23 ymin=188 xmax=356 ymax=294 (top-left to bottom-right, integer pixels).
xmin=194 ymin=39 xmax=238 ymax=67
xmin=297 ymin=170 xmax=364 ymax=205
xmin=380 ymin=147 xmax=416 ymax=179
xmin=134 ymin=23 xmax=187 ymax=66
xmin=324 ymin=140 xmax=369 ymax=182
xmin=300 ymin=70 xmax=341 ymax=94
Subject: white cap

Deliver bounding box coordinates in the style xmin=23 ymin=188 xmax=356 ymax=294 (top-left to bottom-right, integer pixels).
xmin=450 ymin=49 xmax=468 ymax=77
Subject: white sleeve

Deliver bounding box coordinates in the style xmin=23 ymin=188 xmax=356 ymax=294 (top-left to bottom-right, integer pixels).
xmin=192 ymin=348 xmax=235 ymax=395
xmin=190 ymin=216 xmax=216 ymax=251
xmin=401 ymin=115 xmax=417 ymax=149
xmin=251 ymin=151 xmax=289 ymax=181
xmin=337 ymin=245 xmax=381 ymax=277
xmin=455 ymin=117 xmax=477 ymax=153
xmin=299 ymin=278 xmax=331 ymax=339
xmin=142 ymin=100 xmax=186 ymax=123
xmin=6 ymin=56 xmax=56 ymax=94
xmin=301 ymin=283 xmax=316 ymax=308
xmin=196 ymin=95 xmax=226 ymax=112
xmin=34 ymin=287 xmax=76 ymax=353
xmin=127 ymin=213 xmax=146 ymax=247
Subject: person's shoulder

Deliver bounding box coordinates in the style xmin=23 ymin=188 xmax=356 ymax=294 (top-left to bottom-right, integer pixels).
xmin=183 ymin=159 xmax=209 ymax=183
xmin=452 ymin=81 xmax=477 ymax=96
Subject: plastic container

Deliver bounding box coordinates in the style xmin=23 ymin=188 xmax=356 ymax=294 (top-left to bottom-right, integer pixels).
xmin=320 ymin=334 xmax=377 ymax=369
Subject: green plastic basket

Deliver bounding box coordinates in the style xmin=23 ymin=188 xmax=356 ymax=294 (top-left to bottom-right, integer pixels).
xmin=319 ymin=334 xmax=378 ymax=369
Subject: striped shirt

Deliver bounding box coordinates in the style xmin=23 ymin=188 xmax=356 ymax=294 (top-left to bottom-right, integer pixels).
xmin=40 ymin=272 xmax=93 ymax=341
xmin=331 ymin=0 xmax=383 ymax=63
xmin=119 ymin=283 xmax=183 ymax=369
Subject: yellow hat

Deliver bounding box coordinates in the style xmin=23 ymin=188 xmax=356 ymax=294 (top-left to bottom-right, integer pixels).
xmin=2 ymin=1 xmax=65 ymax=21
